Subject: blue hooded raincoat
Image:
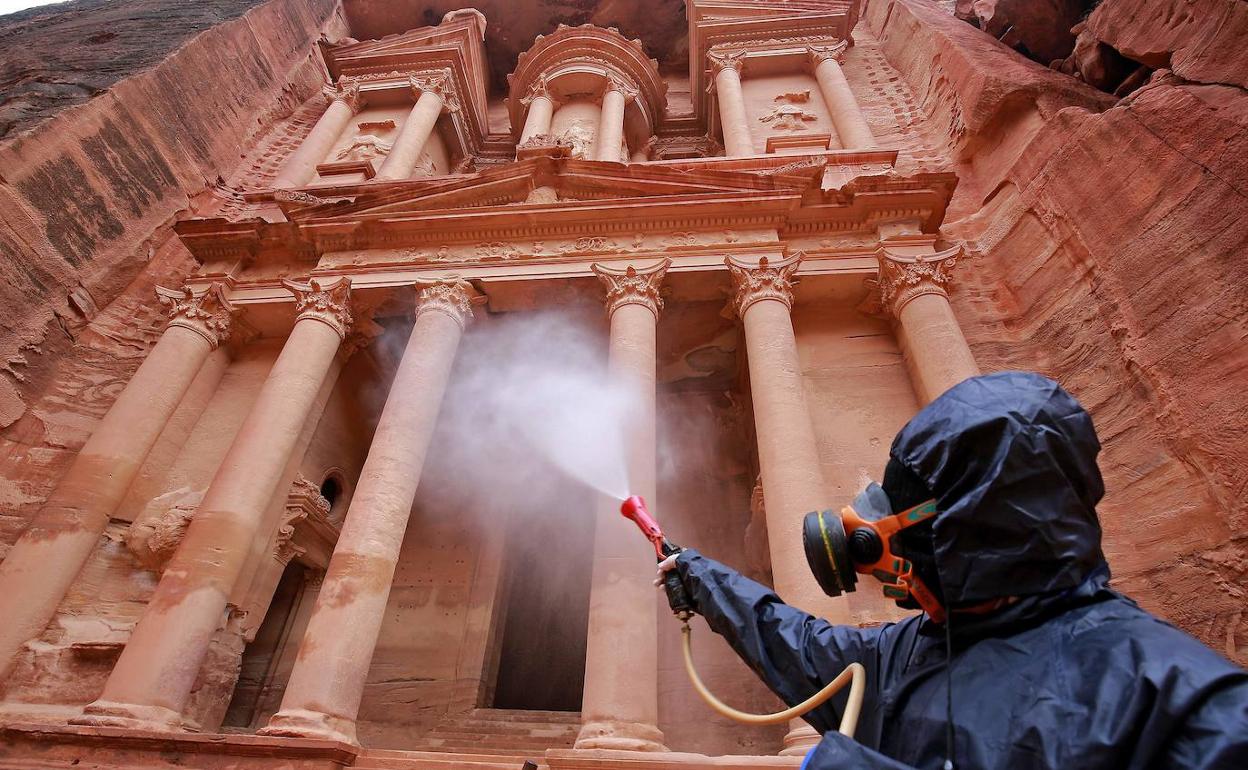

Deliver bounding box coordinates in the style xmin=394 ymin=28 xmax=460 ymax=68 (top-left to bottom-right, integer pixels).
xmin=675 ymin=372 xmax=1248 ymax=769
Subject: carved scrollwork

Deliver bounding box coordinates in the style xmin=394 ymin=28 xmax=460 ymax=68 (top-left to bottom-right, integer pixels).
xmin=724 ymin=254 xmax=802 ymax=318
xmin=156 ymin=282 xmax=235 ymax=349
xmin=411 ymin=68 xmax=459 ymax=112
xmin=707 ymin=47 xmax=747 ymax=76
xmin=875 ymin=245 xmax=963 ymax=317
xmin=282 ymin=277 xmax=354 ymax=339
xmin=592 ymin=259 xmax=670 ymax=318
xmin=413 ymin=277 xmax=484 ymax=329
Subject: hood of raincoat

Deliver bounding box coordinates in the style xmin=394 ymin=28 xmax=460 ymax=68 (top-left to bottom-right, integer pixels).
xmin=887 ymin=371 xmax=1106 ymax=606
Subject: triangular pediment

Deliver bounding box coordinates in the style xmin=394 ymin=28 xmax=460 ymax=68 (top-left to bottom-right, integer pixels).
xmin=285 ymin=157 xmax=817 ymax=223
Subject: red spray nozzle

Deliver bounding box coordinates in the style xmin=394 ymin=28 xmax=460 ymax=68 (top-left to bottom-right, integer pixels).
xmin=620 ymin=495 xmax=666 ymax=559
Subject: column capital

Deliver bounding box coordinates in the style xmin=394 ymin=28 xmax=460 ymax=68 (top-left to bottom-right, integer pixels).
xmin=724 ymin=254 xmax=801 ymax=318
xmin=156 ymin=283 xmax=236 ymax=349
xmin=410 ymin=69 xmax=460 ymax=113
xmin=321 ymin=82 xmax=362 ymax=113
xmin=807 ymin=39 xmax=849 ymax=69
xmin=601 ymin=71 xmax=640 ymax=103
xmin=875 ymin=244 xmax=963 ymax=317
xmin=708 ymin=47 xmax=746 ymax=77
xmin=282 ymin=277 xmax=354 ymax=339
xmin=592 ymin=259 xmax=670 ymax=318
xmin=413 ymin=277 xmax=484 ymax=329
xmin=520 ymin=75 xmax=557 ymax=107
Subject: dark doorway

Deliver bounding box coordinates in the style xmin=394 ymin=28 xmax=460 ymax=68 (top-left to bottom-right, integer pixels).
xmin=222 ymin=562 xmax=311 ymax=729
xmin=491 ymin=483 xmax=595 ymax=712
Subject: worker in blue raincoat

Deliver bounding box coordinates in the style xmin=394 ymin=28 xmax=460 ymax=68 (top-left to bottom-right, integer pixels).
xmin=659 ymin=371 xmax=1248 ymax=769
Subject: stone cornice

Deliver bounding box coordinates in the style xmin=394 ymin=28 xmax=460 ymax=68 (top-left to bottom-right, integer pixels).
xmin=725 ymin=253 xmax=802 ymax=318
xmin=156 ymin=282 xmax=235 ymax=349
xmin=875 ymin=244 xmax=962 ymax=317
xmin=413 ymin=277 xmax=484 ymax=329
xmin=282 ymin=276 xmax=354 ymax=339
xmin=592 ymin=258 xmax=670 ymax=318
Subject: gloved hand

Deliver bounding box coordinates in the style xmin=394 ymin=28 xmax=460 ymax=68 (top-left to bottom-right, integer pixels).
xmin=654 ymin=552 xmax=680 ymax=588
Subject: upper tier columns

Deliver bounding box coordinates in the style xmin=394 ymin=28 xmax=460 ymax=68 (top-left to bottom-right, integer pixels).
xmin=273 ymin=84 xmax=362 ymax=189
xmin=376 ymin=70 xmax=458 ymax=181
xmin=72 ymin=279 xmax=354 ymax=731
xmin=575 ymin=261 xmax=669 ymax=752
xmin=519 ymin=78 xmax=556 ymax=144
xmin=877 ymin=244 xmax=978 ymax=403
xmin=260 ymin=279 xmax=482 ymax=745
xmin=593 ymin=74 xmax=636 ymax=162
xmin=808 ymin=41 xmax=875 ymax=150
xmin=724 ymin=255 xmax=834 ymax=755
xmin=0 ymin=285 xmax=233 ymax=683
xmin=708 ymin=49 xmax=753 ymax=157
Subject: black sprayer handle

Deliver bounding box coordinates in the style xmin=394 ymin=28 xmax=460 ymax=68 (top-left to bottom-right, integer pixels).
xmin=659 ymin=541 xmax=695 ymax=618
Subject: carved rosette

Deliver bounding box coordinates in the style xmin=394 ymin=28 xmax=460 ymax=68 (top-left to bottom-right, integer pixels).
xmin=321 ymin=82 xmax=363 ymax=113
xmin=707 ymin=47 xmax=746 ymax=77
xmin=282 ymin=277 xmax=354 ymax=339
xmin=807 ymin=39 xmax=849 ymax=69
xmin=875 ymin=244 xmax=962 ymax=317
xmin=724 ymin=254 xmax=802 ymax=318
xmin=156 ymin=283 xmax=235 ymax=349
xmin=413 ymin=277 xmax=484 ymax=329
xmin=592 ymin=259 xmax=670 ymax=318
xmin=411 ymin=69 xmax=460 ymax=113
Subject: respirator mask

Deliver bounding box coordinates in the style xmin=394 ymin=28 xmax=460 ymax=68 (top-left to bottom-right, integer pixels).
xmin=802 ymin=459 xmax=947 ymax=622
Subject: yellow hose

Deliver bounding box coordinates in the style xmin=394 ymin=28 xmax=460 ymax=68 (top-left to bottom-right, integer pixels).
xmin=680 ymin=621 xmax=866 ymax=739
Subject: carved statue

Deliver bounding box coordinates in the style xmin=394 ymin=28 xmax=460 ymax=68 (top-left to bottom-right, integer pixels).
xmin=335 ymin=134 xmax=392 ymax=162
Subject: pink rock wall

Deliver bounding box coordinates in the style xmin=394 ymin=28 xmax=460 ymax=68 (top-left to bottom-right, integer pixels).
xmin=865 ymin=0 xmax=1248 ymax=664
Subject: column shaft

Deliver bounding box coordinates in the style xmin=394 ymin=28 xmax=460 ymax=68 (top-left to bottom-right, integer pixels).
xmin=576 ymin=263 xmax=667 ymax=751
xmin=273 ymin=93 xmax=358 ymax=189
xmin=519 ymin=94 xmax=555 ymax=143
xmin=261 ymin=281 xmax=478 ymax=745
xmin=714 ymin=66 xmax=753 ymax=157
xmin=727 ymin=257 xmax=836 ymax=755
xmin=896 ymin=294 xmax=978 ymax=404
xmin=593 ymin=88 xmax=627 ymax=162
xmin=0 ymin=324 xmax=218 ymax=681
xmin=376 ymin=90 xmax=443 ymax=181
xmin=73 ymin=282 xmax=349 ymax=730
xmin=813 ymin=57 xmax=875 ymax=150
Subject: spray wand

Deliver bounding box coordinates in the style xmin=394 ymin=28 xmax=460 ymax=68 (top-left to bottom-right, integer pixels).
xmin=620 ymin=495 xmax=865 ymax=735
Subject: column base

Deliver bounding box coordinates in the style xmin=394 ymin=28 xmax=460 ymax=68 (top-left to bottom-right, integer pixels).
xmin=779 ymin=723 xmax=819 ymax=755
xmin=574 ymin=719 xmax=667 ymax=752
xmin=257 ymin=707 xmax=358 ymax=745
xmin=69 ymin=700 xmax=184 ymax=732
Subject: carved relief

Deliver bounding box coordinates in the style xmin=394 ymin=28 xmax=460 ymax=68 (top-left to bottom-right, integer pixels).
xmin=592 ymin=259 xmax=670 ymax=317
xmin=475 ymin=242 xmax=522 ymax=260
xmin=412 ymin=151 xmax=437 ymax=178
xmin=124 ymin=487 xmax=204 ymax=571
xmin=760 ymin=103 xmax=817 ymax=131
xmin=807 ymin=40 xmax=849 ymax=68
xmin=282 ymin=277 xmax=353 ymax=339
xmin=335 ymin=134 xmax=392 ymax=162
xmin=874 ymin=245 xmax=963 ymax=317
xmin=707 ymin=47 xmax=746 ymax=76
xmin=411 ymin=69 xmax=460 ymax=112
xmin=555 ymin=119 xmax=596 ymax=159
xmin=413 ymin=278 xmax=485 ymax=328
xmin=155 ymin=283 xmax=235 ymax=349
xmin=725 ymin=254 xmax=802 ymax=318
xmin=321 ymin=82 xmax=362 ymax=113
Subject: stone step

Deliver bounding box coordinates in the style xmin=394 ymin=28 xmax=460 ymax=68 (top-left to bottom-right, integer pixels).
xmin=470 ymin=708 xmax=580 ymax=724
xmin=427 ymin=723 xmax=578 ymax=738
xmin=353 ymin=749 xmax=542 ymax=769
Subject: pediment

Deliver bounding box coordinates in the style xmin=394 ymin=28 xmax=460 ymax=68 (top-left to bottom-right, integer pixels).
xmin=283 ymin=157 xmax=817 ymax=223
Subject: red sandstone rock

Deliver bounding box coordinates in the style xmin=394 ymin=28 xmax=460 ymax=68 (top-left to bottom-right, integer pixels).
xmin=954 ymin=0 xmax=1091 ymax=64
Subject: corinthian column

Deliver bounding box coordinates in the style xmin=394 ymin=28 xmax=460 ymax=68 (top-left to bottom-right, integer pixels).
xmin=0 ymin=285 xmax=233 ymax=683
xmin=725 ymin=255 xmax=835 ymax=754
xmin=260 ymin=278 xmax=482 ymax=744
xmin=376 ymin=70 xmax=457 ymax=181
xmin=593 ymin=73 xmax=636 ymax=162
xmin=576 ymin=260 xmax=670 ymax=752
xmin=708 ymin=48 xmax=752 ymax=157
xmin=808 ymin=41 xmax=875 ymax=150
xmin=273 ymin=83 xmax=362 ymax=189
xmin=73 ymin=278 xmax=353 ymax=731
xmin=876 ymin=244 xmax=978 ymax=403
xmin=519 ymin=77 xmax=556 ymax=144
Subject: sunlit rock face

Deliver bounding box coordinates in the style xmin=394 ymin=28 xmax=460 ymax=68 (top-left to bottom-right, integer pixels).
xmin=0 ymin=0 xmax=1243 ymax=767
